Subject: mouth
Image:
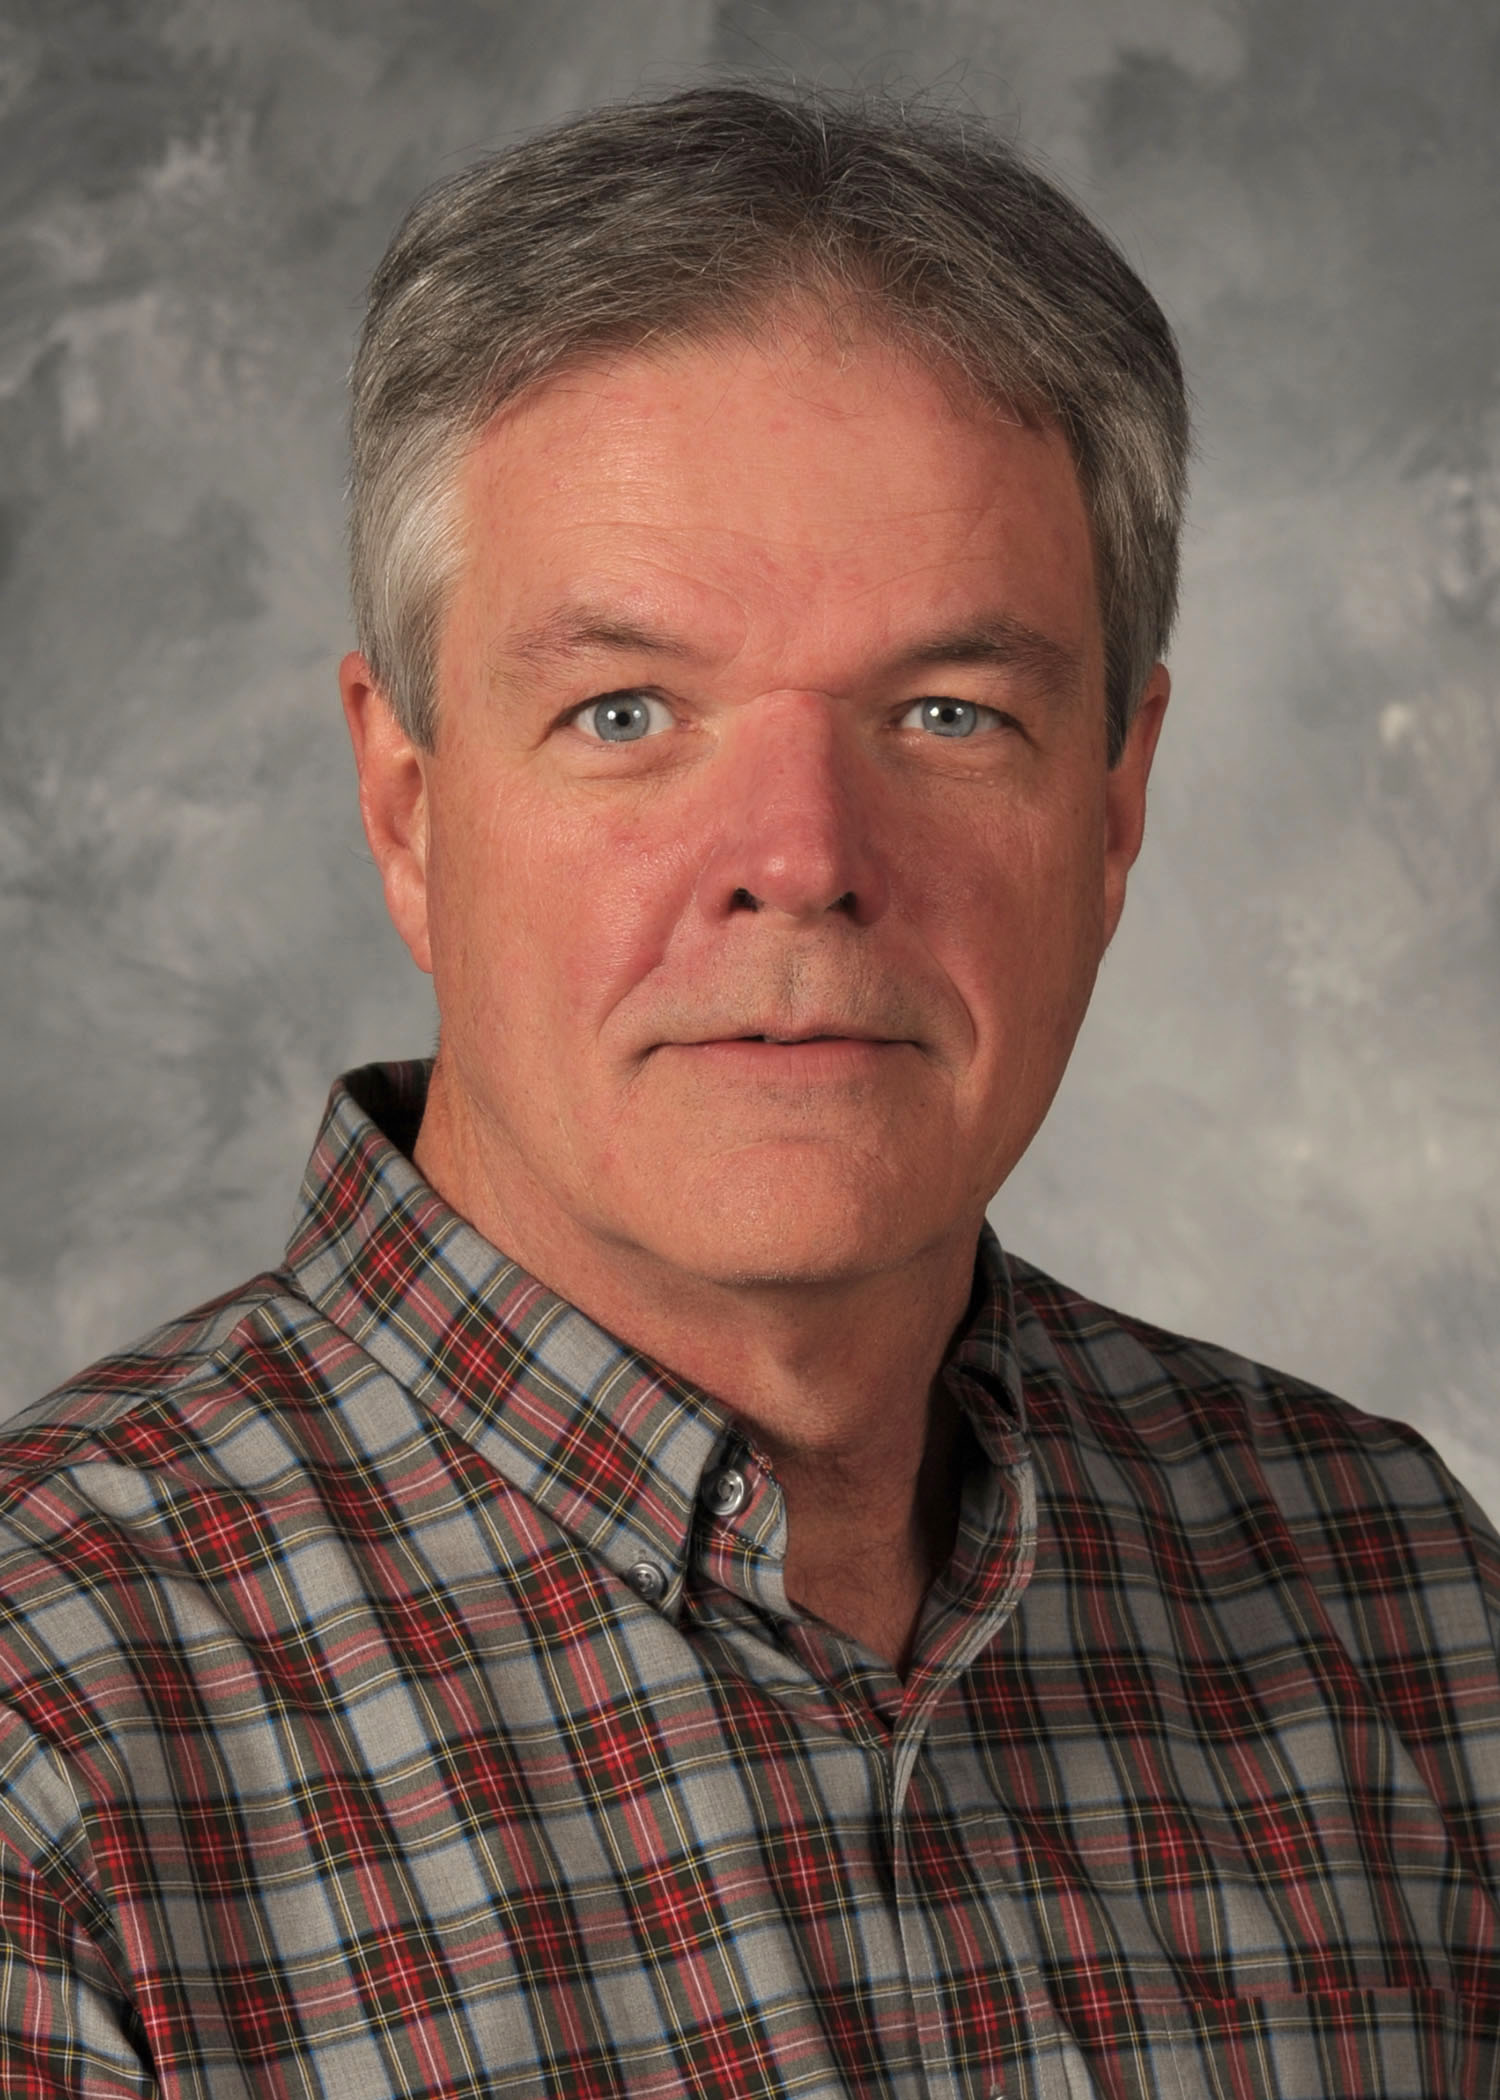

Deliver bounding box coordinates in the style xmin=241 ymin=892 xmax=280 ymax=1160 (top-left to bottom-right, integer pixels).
xmin=676 ymin=1016 xmax=908 ymax=1045
xmin=644 ymin=1023 xmax=923 ymax=1091
xmin=735 ymin=1031 xmax=879 ymax=1045
xmin=663 ymin=1030 xmax=913 ymax=1067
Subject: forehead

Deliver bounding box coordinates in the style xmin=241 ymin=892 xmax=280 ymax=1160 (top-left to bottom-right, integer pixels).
xmin=448 ymin=321 xmax=1100 ymax=675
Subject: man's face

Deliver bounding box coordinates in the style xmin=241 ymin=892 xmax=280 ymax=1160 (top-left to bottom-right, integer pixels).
xmin=356 ymin=319 xmax=1164 ymax=1292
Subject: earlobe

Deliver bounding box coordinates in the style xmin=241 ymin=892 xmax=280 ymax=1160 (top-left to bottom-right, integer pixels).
xmin=338 ymin=651 xmax=435 ymax=975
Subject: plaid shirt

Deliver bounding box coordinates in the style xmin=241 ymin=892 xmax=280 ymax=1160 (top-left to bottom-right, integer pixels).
xmin=1 ymin=1063 xmax=1498 ymax=2100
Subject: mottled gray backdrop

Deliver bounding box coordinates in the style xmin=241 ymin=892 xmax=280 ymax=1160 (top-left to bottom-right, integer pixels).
xmin=3 ymin=1 xmax=1498 ymax=1510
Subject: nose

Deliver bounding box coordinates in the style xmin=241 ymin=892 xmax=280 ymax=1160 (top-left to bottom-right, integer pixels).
xmin=694 ymin=691 xmax=890 ymax=926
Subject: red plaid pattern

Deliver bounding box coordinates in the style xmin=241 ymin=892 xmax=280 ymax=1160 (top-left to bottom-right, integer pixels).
xmin=0 ymin=1060 xmax=1496 ymax=2097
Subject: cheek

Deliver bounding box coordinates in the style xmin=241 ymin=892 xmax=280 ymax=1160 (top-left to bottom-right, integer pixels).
xmin=914 ymin=791 xmax=1106 ymax=1027
xmin=430 ymin=787 xmax=700 ymax=1038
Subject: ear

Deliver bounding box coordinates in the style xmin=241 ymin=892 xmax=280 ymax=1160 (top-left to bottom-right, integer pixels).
xmin=339 ymin=652 xmax=434 ymax=975
xmin=1101 ymin=663 xmax=1170 ymax=948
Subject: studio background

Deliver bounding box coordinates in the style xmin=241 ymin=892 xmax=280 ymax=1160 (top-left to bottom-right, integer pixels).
xmin=3 ymin=1 xmax=1497 ymax=1513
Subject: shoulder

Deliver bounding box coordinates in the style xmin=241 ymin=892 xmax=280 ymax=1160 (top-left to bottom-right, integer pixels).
xmin=1004 ymin=1246 xmax=1477 ymax=1485
xmin=0 ymin=1267 xmax=436 ymax=1779
xmin=0 ymin=1268 xmax=366 ymax=1564
xmin=1002 ymin=1248 xmax=1500 ymax=1618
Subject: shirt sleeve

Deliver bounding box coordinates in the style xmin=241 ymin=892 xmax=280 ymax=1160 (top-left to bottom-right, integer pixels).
xmin=0 ymin=1709 xmax=155 ymax=2097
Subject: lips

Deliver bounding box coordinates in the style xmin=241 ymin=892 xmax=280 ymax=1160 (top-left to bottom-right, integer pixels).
xmin=638 ymin=1023 xmax=924 ymax=1083
xmin=669 ymin=1015 xmax=910 ymax=1045
xmin=633 ymin=987 xmax=931 ymax=1059
xmin=663 ymin=1032 xmax=914 ymax=1067
xmin=730 ymin=1030 xmax=894 ymax=1045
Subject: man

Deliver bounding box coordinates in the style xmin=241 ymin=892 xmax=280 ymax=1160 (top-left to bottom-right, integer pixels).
xmin=1 ymin=85 xmax=1496 ymax=2100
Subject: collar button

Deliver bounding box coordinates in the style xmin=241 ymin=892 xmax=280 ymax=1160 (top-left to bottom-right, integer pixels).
xmin=702 ymin=1466 xmax=748 ymax=1518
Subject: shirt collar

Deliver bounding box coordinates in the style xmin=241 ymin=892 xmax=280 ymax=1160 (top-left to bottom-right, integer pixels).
xmin=285 ymin=1061 xmax=1027 ymax=1619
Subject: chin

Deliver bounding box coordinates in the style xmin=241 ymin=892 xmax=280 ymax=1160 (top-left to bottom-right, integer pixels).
xmin=621 ymin=1156 xmax=956 ymax=1291
xmin=662 ymin=1237 xmax=904 ymax=1292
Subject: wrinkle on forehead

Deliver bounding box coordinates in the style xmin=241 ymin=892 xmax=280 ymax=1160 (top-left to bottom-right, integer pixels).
xmin=453 ymin=320 xmax=1101 ymax=710
xmin=501 ymin=594 xmax=1084 ymax=708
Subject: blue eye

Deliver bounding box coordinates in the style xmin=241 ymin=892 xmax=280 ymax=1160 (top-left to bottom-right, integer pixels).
xmin=580 ymin=693 xmax=671 ymax=742
xmin=905 ymin=698 xmax=982 ymax=738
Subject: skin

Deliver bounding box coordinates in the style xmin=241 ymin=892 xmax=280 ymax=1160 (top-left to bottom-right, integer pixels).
xmin=341 ymin=315 xmax=1169 ymax=1671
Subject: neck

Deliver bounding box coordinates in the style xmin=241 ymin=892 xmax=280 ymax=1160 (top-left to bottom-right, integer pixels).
xmin=415 ymin=1066 xmax=982 ymax=1671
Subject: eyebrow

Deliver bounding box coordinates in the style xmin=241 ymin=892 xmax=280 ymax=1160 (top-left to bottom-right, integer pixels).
xmin=901 ymin=615 xmax=1083 ymax=693
xmin=504 ymin=603 xmax=1083 ymax=692
xmin=505 ymin=607 xmax=699 ymax=670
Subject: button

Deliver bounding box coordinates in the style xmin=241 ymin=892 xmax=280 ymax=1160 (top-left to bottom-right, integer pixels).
xmin=702 ymin=1466 xmax=748 ymax=1518
xmin=626 ymin=1560 xmax=666 ymax=1602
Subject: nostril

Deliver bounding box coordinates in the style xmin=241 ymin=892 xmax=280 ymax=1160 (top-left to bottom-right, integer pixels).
xmin=832 ymin=891 xmax=856 ymax=915
xmin=730 ymin=887 xmax=761 ymax=912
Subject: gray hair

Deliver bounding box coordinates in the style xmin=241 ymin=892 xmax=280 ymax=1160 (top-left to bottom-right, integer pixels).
xmin=349 ymin=85 xmax=1189 ymax=761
